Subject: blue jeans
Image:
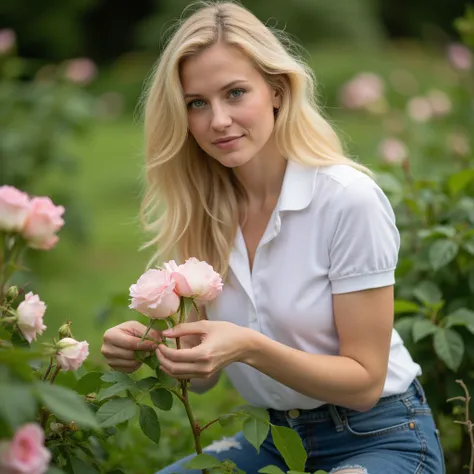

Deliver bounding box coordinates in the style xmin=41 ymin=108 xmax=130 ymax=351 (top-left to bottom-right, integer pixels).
xmin=157 ymin=379 xmax=445 ymax=473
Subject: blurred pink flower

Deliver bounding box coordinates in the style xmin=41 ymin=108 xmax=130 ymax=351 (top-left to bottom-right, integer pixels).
xmin=0 ymin=423 xmax=51 ymax=474
xmin=340 ymin=73 xmax=385 ymax=110
xmin=379 ymin=138 xmax=408 ymax=164
xmin=448 ymin=132 xmax=470 ymax=157
xmin=64 ymin=58 xmax=97 ymax=85
xmin=22 ymin=197 xmax=65 ymax=250
xmin=0 ymin=185 xmax=31 ymax=232
xmin=389 ymin=69 xmax=418 ymax=96
xmin=0 ymin=29 xmax=15 ymax=54
xmin=56 ymin=338 xmax=89 ymax=371
xmin=427 ymin=89 xmax=452 ymax=117
xmin=447 ymin=43 xmax=472 ymax=71
xmin=16 ymin=292 xmax=47 ymax=343
xmin=407 ymin=96 xmax=433 ymax=123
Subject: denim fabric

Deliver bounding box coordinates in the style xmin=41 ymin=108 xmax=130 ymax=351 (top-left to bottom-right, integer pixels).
xmin=156 ymin=379 xmax=445 ymax=474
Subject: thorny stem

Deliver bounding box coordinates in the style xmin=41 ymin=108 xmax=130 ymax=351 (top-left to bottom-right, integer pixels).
xmin=198 ymin=417 xmax=220 ymax=434
xmin=447 ymin=379 xmax=474 ymax=474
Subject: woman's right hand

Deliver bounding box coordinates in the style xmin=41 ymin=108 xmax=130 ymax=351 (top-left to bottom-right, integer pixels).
xmin=101 ymin=321 xmax=161 ymax=373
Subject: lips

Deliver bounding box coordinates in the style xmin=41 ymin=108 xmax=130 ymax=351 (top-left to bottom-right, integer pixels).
xmin=212 ymin=135 xmax=243 ymax=145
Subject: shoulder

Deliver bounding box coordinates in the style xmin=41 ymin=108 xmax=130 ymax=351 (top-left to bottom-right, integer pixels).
xmin=315 ymin=164 xmax=392 ymax=215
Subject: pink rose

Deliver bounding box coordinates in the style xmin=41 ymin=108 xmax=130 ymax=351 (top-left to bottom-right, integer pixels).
xmin=64 ymin=58 xmax=97 ymax=85
xmin=164 ymin=258 xmax=223 ymax=301
xmin=56 ymin=338 xmax=89 ymax=371
xmin=22 ymin=197 xmax=65 ymax=250
xmin=0 ymin=186 xmax=31 ymax=232
xmin=340 ymin=72 xmax=385 ymax=110
xmin=16 ymin=292 xmax=47 ymax=343
xmin=0 ymin=423 xmax=51 ymax=474
xmin=129 ymin=269 xmax=180 ymax=319
xmin=379 ymin=138 xmax=408 ymax=165
xmin=0 ymin=29 xmax=16 ymax=55
xmin=447 ymin=43 xmax=472 ymax=71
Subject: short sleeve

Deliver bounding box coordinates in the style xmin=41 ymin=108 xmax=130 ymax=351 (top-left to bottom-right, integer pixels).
xmin=328 ymin=177 xmax=400 ymax=294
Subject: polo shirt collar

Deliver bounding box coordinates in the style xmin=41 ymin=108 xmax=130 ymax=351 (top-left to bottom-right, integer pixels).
xmin=277 ymin=159 xmax=319 ymax=212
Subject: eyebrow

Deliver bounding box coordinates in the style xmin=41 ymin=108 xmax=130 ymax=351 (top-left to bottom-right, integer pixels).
xmin=183 ymin=80 xmax=248 ymax=99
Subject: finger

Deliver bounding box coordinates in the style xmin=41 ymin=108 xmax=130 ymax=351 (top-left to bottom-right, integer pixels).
xmin=122 ymin=321 xmax=162 ymax=343
xmin=162 ymin=321 xmax=207 ymax=339
xmin=101 ymin=346 xmax=136 ymax=360
xmin=158 ymin=361 xmax=202 ymax=379
xmin=104 ymin=329 xmax=158 ymax=351
xmin=157 ymin=343 xmax=204 ymax=363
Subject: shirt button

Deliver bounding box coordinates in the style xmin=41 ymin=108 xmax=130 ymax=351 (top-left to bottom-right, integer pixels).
xmin=288 ymin=409 xmax=300 ymax=419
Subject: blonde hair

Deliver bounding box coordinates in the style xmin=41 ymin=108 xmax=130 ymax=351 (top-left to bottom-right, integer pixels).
xmin=140 ymin=0 xmax=372 ymax=277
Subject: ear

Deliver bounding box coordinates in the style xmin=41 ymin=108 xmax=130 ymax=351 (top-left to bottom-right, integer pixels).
xmin=272 ymin=88 xmax=281 ymax=109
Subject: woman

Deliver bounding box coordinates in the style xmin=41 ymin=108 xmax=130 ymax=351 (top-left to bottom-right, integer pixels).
xmin=101 ymin=2 xmax=445 ymax=473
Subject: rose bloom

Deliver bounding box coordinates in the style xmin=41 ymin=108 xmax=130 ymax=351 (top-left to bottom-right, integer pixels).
xmin=339 ymin=72 xmax=385 ymax=110
xmin=0 ymin=186 xmax=31 ymax=232
xmin=165 ymin=257 xmax=223 ymax=301
xmin=21 ymin=197 xmax=65 ymax=250
xmin=64 ymin=58 xmax=97 ymax=85
xmin=16 ymin=292 xmax=47 ymax=343
xmin=447 ymin=43 xmax=472 ymax=71
xmin=0 ymin=423 xmax=51 ymax=474
xmin=129 ymin=269 xmax=180 ymax=319
xmin=407 ymin=96 xmax=433 ymax=123
xmin=379 ymin=138 xmax=408 ymax=165
xmin=56 ymin=338 xmax=89 ymax=371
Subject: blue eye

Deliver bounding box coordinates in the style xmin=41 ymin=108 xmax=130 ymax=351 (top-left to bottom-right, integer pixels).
xmin=229 ymin=88 xmax=245 ymax=99
xmin=188 ymin=99 xmax=206 ymax=109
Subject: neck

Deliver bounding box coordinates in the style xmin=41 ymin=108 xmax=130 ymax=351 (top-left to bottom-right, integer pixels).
xmin=232 ymin=145 xmax=287 ymax=211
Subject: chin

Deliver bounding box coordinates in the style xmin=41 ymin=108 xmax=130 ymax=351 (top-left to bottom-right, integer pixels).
xmin=213 ymin=152 xmax=253 ymax=169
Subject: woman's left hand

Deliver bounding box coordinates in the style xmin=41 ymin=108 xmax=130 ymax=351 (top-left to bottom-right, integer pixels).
xmin=156 ymin=320 xmax=250 ymax=380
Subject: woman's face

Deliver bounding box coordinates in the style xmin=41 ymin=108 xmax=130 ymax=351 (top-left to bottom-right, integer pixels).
xmin=180 ymin=42 xmax=280 ymax=168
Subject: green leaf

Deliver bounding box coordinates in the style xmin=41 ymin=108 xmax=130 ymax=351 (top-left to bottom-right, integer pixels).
xmin=46 ymin=468 xmax=66 ymax=474
xmin=100 ymin=371 xmax=134 ymax=385
xmin=462 ymin=239 xmax=474 ymax=255
xmin=136 ymin=376 xmax=159 ymax=391
xmin=96 ymin=398 xmax=137 ymax=428
xmin=470 ymin=269 xmax=474 ymax=293
xmin=394 ymin=300 xmax=420 ymax=314
xmin=0 ymin=383 xmax=37 ymax=428
xmin=412 ymin=320 xmax=438 ymax=343
xmin=433 ymin=328 xmax=464 ymax=372
xmin=69 ymin=456 xmax=99 ymax=474
xmin=34 ymin=382 xmax=99 ymax=430
xmin=184 ymin=454 xmax=222 ymax=469
xmin=429 ymin=240 xmax=459 ymax=270
xmin=445 ymin=308 xmax=474 ymax=334
xmin=258 ymin=467 xmax=286 ymax=474
xmin=314 ymin=471 xmax=329 ymax=474
xmin=413 ymin=281 xmax=442 ymax=306
xmin=448 ymin=168 xmax=474 ymax=196
xmin=236 ymin=405 xmax=270 ymax=423
xmin=394 ymin=317 xmax=414 ymax=342
xmin=139 ymin=405 xmax=161 ymax=444
xmin=182 ymin=297 xmax=195 ymax=322
xmin=150 ymin=388 xmax=173 ymax=411
xmin=97 ymin=382 xmax=131 ymax=401
xmin=270 ymin=425 xmax=307 ymax=471
xmin=376 ymin=172 xmax=403 ymax=194
xmin=243 ymin=417 xmax=270 ymax=453
xmin=418 ymin=226 xmax=456 ymax=239
xmin=218 ymin=413 xmax=238 ymax=428
xmin=75 ymin=372 xmax=103 ymax=395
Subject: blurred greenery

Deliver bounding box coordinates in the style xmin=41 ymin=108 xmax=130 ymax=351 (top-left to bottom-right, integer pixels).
xmin=1 ymin=1 xmax=473 ymax=472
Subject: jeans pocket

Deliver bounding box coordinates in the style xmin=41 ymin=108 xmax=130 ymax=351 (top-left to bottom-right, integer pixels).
xmin=344 ymin=400 xmax=413 ymax=438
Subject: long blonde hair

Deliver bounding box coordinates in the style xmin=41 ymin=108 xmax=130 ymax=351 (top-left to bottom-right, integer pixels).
xmin=140 ymin=0 xmax=372 ymax=277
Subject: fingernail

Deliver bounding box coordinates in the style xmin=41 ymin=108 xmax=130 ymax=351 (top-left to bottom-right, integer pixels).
xmin=162 ymin=330 xmax=172 ymax=336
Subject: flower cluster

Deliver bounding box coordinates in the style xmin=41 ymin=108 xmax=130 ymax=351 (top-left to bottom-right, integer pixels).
xmin=0 ymin=186 xmax=65 ymax=250
xmin=129 ymin=257 xmax=223 ymax=319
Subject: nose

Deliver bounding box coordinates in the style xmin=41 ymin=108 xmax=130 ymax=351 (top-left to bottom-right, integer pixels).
xmin=210 ymin=104 xmax=232 ymax=131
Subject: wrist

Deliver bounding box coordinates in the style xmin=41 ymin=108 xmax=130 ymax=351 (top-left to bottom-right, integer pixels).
xmin=238 ymin=327 xmax=264 ymax=366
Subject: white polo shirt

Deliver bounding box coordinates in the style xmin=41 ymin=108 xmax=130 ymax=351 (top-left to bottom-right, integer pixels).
xmin=206 ymin=160 xmax=422 ymax=410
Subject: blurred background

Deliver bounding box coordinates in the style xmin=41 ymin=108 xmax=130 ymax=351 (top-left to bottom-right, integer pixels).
xmin=1 ymin=0 xmax=473 ymax=471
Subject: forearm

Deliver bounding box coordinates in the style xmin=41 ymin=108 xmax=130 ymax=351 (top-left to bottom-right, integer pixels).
xmin=242 ymin=331 xmax=384 ymax=411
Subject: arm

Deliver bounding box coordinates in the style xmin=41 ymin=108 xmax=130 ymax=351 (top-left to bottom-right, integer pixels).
xmin=241 ymin=286 xmax=394 ymax=411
